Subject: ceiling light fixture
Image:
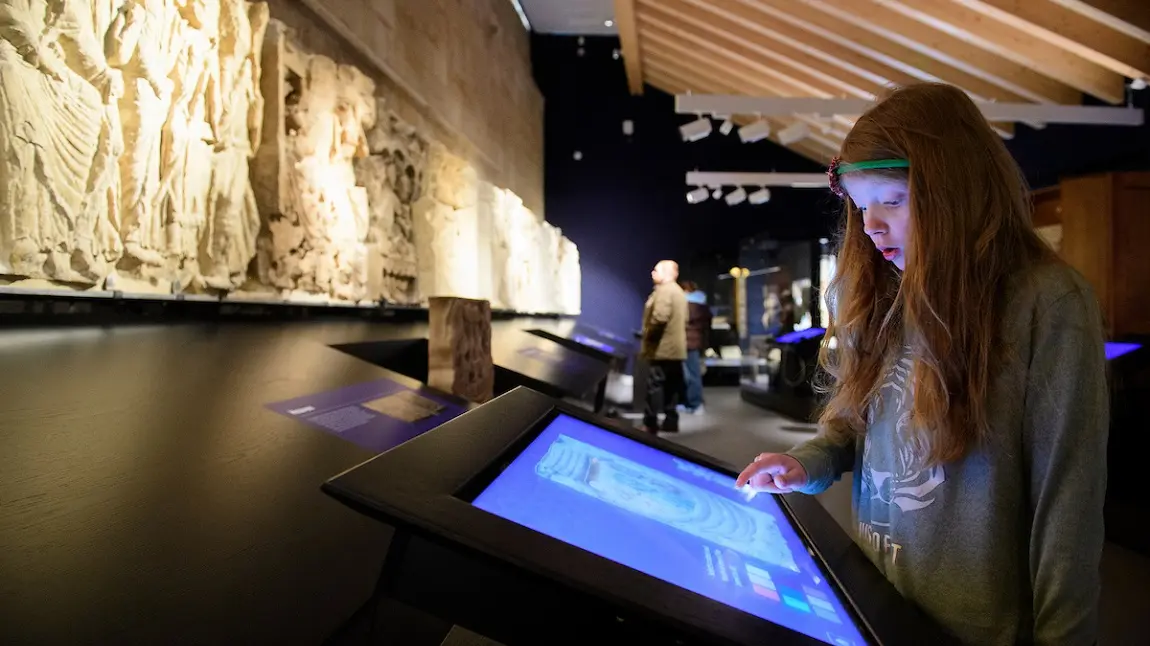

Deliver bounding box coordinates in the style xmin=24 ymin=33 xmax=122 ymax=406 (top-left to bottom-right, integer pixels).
xmin=604 ymin=19 xmax=614 ymax=27
xmin=687 ymin=187 xmax=709 ymax=204
xmin=748 ymin=188 xmax=771 ymax=205
xmin=725 ymin=187 xmax=747 ymax=206
xmin=685 ymin=171 xmax=827 ymax=187
xmin=679 ymin=116 xmax=713 ymax=143
xmin=738 ymin=119 xmax=771 ymax=143
xmin=676 ymin=94 xmax=1144 ymax=127
xmin=778 ymin=122 xmax=810 ymax=146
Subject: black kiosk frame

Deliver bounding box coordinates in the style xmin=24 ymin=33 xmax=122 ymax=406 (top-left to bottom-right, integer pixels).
xmin=323 ymin=387 xmax=954 ymax=646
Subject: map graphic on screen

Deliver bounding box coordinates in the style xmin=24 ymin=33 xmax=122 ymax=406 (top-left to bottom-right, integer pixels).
xmin=535 ymin=435 xmax=799 ymax=572
xmin=472 ymin=414 xmax=868 ymax=646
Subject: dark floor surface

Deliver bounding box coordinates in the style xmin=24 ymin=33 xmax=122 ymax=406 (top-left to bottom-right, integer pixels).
xmin=0 ymin=320 xmax=563 ymax=646
xmin=1 ymin=322 xmax=1146 ymax=645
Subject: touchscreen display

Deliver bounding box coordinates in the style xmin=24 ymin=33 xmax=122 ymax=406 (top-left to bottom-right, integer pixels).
xmin=471 ymin=414 xmax=867 ymax=646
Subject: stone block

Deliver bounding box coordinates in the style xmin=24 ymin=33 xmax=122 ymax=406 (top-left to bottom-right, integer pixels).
xmin=428 ymin=296 xmax=494 ymax=404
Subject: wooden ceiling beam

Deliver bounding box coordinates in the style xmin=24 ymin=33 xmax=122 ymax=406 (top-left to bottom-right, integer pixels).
xmin=696 ymin=0 xmax=1015 ymax=137
xmin=642 ymin=44 xmax=852 ymax=142
xmin=957 ymin=0 xmax=1150 ymax=83
xmin=638 ymin=21 xmax=858 ymax=132
xmin=639 ymin=22 xmax=815 ymax=102
xmin=641 ymin=23 xmax=1013 ymax=140
xmin=614 ymin=0 xmax=645 ymax=95
xmin=637 ymin=2 xmax=849 ymax=99
xmin=646 ymin=68 xmax=836 ymax=165
xmin=1052 ymin=0 xmax=1150 ymax=44
xmin=644 ymin=0 xmax=881 ymax=100
xmin=876 ymin=0 xmax=1126 ymax=103
xmin=802 ymin=0 xmax=1080 ymax=105
xmin=715 ymin=0 xmax=922 ymax=90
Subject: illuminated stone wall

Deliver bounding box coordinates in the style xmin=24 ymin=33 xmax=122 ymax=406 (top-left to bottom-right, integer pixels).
xmin=0 ymin=4 xmax=578 ymax=314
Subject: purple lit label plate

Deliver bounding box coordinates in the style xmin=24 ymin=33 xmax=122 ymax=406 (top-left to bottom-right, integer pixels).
xmin=1105 ymin=342 xmax=1142 ymax=361
xmin=572 ymin=334 xmax=616 ymax=354
xmin=775 ymin=327 xmax=826 ymax=344
xmin=267 ymin=378 xmax=466 ymax=453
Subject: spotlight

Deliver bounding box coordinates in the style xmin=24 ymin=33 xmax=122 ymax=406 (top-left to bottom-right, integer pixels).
xmin=711 ymin=186 xmax=723 ymax=200
xmin=778 ymin=122 xmax=811 ymax=145
xmin=715 ymin=115 xmax=734 ymax=135
xmin=725 ymin=187 xmax=747 ymax=206
xmin=680 ymin=116 xmax=713 ymax=142
xmin=738 ymin=119 xmax=771 ymax=143
xmin=749 ymin=188 xmax=771 ymax=205
xmin=687 ymin=187 xmax=709 ymax=204
xmin=1132 ymin=78 xmax=1148 ymax=91
xmin=604 ymin=19 xmax=614 ymax=27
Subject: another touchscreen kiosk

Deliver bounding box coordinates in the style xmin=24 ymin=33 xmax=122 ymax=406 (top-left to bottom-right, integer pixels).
xmin=470 ymin=414 xmax=867 ymax=645
xmin=323 ymin=388 xmax=954 ymax=646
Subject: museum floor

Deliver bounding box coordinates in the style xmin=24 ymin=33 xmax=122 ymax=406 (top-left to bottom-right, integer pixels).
xmin=1 ymin=322 xmax=1146 ymax=645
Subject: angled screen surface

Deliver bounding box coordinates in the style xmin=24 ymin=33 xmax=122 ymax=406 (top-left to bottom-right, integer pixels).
xmin=471 ymin=414 xmax=867 ymax=646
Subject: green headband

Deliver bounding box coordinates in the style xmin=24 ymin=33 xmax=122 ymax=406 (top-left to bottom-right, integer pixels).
xmin=835 ymin=159 xmax=910 ymax=175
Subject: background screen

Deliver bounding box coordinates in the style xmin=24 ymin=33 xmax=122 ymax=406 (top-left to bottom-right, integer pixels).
xmin=472 ymin=414 xmax=867 ymax=646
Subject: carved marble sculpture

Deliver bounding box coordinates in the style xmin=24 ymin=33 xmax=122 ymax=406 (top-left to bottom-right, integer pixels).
xmin=253 ymin=25 xmax=375 ymax=302
xmin=0 ymin=0 xmax=268 ymax=291
xmin=0 ymin=0 xmax=125 ymax=283
xmin=355 ymin=99 xmax=426 ymax=305
xmin=0 ymin=3 xmax=580 ymax=314
xmin=411 ymin=143 xmax=482 ymax=303
xmin=199 ymin=0 xmax=269 ymax=290
xmin=557 ymin=236 xmax=581 ymax=315
xmin=427 ymin=296 xmax=494 ymax=404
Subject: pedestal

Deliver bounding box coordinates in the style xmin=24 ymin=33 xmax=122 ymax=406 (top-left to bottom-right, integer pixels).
xmin=428 ymin=297 xmax=494 ymax=403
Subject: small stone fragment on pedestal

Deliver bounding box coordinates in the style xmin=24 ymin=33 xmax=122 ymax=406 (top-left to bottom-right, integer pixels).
xmin=428 ymin=297 xmax=495 ymax=404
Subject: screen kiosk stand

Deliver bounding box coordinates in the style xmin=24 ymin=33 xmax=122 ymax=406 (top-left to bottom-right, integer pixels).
xmin=491 ymin=332 xmax=612 ymax=415
xmin=323 ymin=387 xmax=957 ymax=646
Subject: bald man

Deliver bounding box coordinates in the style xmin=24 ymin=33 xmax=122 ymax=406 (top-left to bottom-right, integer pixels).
xmin=640 ymin=260 xmax=689 ymax=433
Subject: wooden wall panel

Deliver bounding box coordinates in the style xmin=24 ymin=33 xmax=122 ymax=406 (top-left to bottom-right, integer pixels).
xmin=1059 ymin=174 xmax=1114 ymax=331
xmin=1113 ymin=173 xmax=1150 ymax=336
xmin=1031 ymin=187 xmax=1062 ymax=227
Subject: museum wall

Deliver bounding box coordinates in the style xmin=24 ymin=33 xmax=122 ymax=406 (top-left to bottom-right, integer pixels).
xmin=1006 ymin=90 xmax=1150 ymax=191
xmin=267 ymin=0 xmax=543 ymax=214
xmin=533 ymin=35 xmax=835 ymax=336
xmin=0 ymin=0 xmax=573 ymax=314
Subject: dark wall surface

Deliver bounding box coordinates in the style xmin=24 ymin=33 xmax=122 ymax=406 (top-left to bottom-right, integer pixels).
xmin=1007 ymin=89 xmax=1150 ymax=190
xmin=533 ymin=34 xmax=1150 ymax=336
xmin=533 ymin=35 xmax=836 ymax=337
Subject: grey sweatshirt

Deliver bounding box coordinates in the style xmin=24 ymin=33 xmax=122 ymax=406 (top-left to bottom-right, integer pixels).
xmin=787 ymin=263 xmax=1108 ymax=646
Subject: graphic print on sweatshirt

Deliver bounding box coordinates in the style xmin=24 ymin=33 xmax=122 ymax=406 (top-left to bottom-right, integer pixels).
xmin=859 ymin=351 xmax=946 ymax=568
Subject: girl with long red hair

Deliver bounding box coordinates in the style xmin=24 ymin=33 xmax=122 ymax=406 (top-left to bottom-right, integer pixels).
xmin=736 ymin=83 xmax=1108 ymax=645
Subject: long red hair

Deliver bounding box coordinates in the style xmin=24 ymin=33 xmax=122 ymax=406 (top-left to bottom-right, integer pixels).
xmin=817 ymin=83 xmax=1058 ymax=465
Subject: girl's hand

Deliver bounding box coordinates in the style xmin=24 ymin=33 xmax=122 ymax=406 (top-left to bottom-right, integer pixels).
xmin=735 ymin=453 xmax=809 ymax=494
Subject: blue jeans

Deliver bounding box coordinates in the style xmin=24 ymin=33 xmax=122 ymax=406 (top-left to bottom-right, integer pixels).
xmin=684 ymin=349 xmax=703 ymax=410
